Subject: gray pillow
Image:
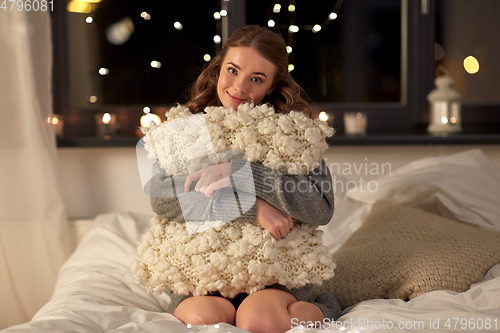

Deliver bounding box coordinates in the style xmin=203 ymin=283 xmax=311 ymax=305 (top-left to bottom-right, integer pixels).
xmin=316 ymin=201 xmax=500 ymax=309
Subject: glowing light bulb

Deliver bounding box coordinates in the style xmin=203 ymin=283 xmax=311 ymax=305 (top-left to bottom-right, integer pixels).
xmin=174 ymin=21 xmax=183 ymax=30
xmin=141 ymin=12 xmax=151 ymax=20
xmin=220 ymin=9 xmax=227 ymax=16
xmin=106 ymin=17 xmax=134 ymax=45
xmin=273 ymin=4 xmax=281 ymax=13
xmin=143 ymin=106 xmax=151 ymax=113
xmin=89 ymin=95 xmax=98 ymax=103
xmin=288 ymin=4 xmax=295 ymax=12
xmin=67 ymin=0 xmax=91 ymax=13
xmin=329 ymin=12 xmax=338 ymax=20
xmin=85 ymin=16 xmax=93 ymax=23
xmin=99 ymin=68 xmax=109 ymax=75
xmin=214 ymin=12 xmax=221 ymax=20
xmin=441 ymin=116 xmax=449 ymax=124
xmin=268 ymin=20 xmax=275 ymax=28
xmin=288 ymin=64 xmax=294 ymax=72
xmin=150 ymin=60 xmax=161 ymax=68
xmin=213 ymin=35 xmax=222 ymax=44
xmin=312 ymin=24 xmax=321 ymax=33
xmin=203 ymin=54 xmax=211 ymax=62
xmin=463 ymin=56 xmax=479 ymax=74
xmin=288 ymin=25 xmax=299 ymax=33
xmin=286 ymin=46 xmax=292 ymax=54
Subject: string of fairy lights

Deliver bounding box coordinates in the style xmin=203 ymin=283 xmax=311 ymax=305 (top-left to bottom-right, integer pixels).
xmin=265 ymin=0 xmax=344 ymax=72
xmin=71 ymin=1 xmax=344 ymax=77
xmin=67 ymin=0 xmax=343 ymax=124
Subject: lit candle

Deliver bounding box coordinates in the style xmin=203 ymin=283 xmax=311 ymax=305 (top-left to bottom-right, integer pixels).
xmin=318 ymin=111 xmax=334 ymax=127
xmin=427 ymin=76 xmax=462 ymax=134
xmin=48 ymin=114 xmax=64 ymax=138
xmin=319 ymin=111 xmax=328 ymax=123
xmin=344 ymin=112 xmax=367 ymax=136
xmin=95 ymin=113 xmax=116 ymax=139
xmin=140 ymin=113 xmax=161 ymax=128
xmin=103 ymin=113 xmax=111 ymax=124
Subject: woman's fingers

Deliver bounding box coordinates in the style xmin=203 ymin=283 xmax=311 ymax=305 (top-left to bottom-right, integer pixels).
xmin=184 ymin=163 xmax=232 ymax=197
xmin=279 ymin=215 xmax=294 ymax=239
xmin=203 ymin=178 xmax=230 ymax=197
xmin=184 ymin=170 xmax=201 ymax=193
xmin=195 ymin=178 xmax=207 ymax=192
xmin=256 ymin=198 xmax=295 ymax=240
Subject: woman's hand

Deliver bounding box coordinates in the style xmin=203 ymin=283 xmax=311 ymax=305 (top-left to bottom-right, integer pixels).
xmin=184 ymin=162 xmax=231 ymax=197
xmin=256 ymin=198 xmax=295 ymax=240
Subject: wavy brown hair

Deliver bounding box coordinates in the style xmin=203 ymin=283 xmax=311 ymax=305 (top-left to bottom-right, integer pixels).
xmin=186 ymin=25 xmax=312 ymax=117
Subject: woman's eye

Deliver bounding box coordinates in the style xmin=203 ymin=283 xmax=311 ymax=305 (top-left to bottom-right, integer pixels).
xmin=252 ymin=77 xmax=262 ymax=83
xmin=228 ymin=68 xmax=237 ymax=75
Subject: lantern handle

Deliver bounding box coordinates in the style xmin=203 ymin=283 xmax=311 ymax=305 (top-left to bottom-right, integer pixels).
xmin=435 ymin=64 xmax=452 ymax=78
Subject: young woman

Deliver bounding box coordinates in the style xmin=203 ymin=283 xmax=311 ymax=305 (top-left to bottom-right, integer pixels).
xmin=151 ymin=25 xmax=340 ymax=333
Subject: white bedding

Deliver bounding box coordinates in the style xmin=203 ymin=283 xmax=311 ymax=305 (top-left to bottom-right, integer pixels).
xmin=4 ymin=149 xmax=500 ymax=333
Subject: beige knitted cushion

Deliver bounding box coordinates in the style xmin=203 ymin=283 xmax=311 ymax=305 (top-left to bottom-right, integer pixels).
xmin=317 ymin=201 xmax=500 ymax=309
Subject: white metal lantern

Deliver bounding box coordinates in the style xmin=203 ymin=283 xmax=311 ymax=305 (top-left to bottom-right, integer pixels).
xmin=427 ymin=76 xmax=462 ymax=134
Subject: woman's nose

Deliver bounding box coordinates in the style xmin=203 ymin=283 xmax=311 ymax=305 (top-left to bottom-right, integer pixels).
xmin=233 ymin=76 xmax=247 ymax=93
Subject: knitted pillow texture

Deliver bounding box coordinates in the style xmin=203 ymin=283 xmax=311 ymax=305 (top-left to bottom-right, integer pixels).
xmin=131 ymin=103 xmax=336 ymax=298
xmin=316 ymin=201 xmax=500 ymax=309
xmin=142 ymin=103 xmax=334 ymax=176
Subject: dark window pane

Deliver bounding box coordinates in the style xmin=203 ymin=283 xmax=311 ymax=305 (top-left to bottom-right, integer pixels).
xmin=436 ymin=0 xmax=500 ymax=104
xmin=246 ymin=0 xmax=401 ymax=103
xmin=67 ymin=0 xmax=220 ymax=106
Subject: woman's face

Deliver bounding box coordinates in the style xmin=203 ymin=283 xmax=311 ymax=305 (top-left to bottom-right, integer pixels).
xmin=217 ymin=46 xmax=277 ymax=109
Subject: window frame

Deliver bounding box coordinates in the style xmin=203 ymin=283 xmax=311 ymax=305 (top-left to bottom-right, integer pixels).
xmin=51 ymin=0 xmax=500 ymax=146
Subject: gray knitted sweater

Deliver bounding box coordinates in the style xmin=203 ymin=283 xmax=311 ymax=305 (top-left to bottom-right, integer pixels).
xmin=148 ymin=157 xmax=334 ymax=225
xmin=146 ymin=157 xmax=339 ymax=319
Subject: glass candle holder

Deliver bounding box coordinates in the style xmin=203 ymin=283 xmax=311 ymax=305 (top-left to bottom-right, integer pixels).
xmin=318 ymin=111 xmax=335 ymax=128
xmin=95 ymin=113 xmax=116 ymax=139
xmin=344 ymin=112 xmax=367 ymax=136
xmin=48 ymin=114 xmax=64 ymax=138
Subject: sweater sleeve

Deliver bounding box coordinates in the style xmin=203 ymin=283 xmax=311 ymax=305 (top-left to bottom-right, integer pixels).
xmin=147 ymin=169 xmax=256 ymax=223
xmin=229 ymin=157 xmax=334 ymax=226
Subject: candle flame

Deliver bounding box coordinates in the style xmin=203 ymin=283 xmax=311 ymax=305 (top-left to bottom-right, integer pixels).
xmin=319 ymin=111 xmax=328 ymax=122
xmin=140 ymin=113 xmax=161 ymax=128
xmin=102 ymin=113 xmax=112 ymax=124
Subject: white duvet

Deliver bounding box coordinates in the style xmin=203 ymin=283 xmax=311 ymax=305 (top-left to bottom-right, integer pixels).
xmin=4 ymin=149 xmax=500 ymax=333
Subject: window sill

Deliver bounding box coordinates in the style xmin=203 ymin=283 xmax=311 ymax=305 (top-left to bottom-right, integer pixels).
xmin=328 ymin=131 xmax=500 ymax=146
xmin=57 ymin=136 xmax=141 ymax=148
xmin=56 ymin=126 xmax=500 ymax=148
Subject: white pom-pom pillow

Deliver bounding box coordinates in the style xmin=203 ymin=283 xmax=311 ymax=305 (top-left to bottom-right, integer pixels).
xmin=132 ymin=103 xmax=336 ymax=297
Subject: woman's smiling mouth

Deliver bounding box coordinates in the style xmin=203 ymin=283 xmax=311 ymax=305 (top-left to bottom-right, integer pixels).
xmin=227 ymin=92 xmax=247 ymax=104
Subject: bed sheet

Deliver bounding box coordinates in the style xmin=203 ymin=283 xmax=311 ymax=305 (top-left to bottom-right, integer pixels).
xmin=3 ymin=149 xmax=500 ymax=333
xmin=5 ymin=211 xmax=498 ymax=333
